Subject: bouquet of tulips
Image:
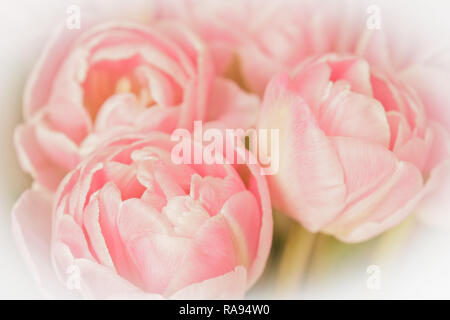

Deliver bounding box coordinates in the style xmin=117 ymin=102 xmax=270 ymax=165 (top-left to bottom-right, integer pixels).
xmin=10 ymin=0 xmax=450 ymax=299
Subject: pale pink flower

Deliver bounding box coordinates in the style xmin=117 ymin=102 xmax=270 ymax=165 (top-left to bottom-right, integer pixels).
xmin=12 ymin=132 xmax=272 ymax=299
xmin=160 ymin=0 xmax=450 ymax=132
xmin=258 ymin=54 xmax=450 ymax=242
xmin=156 ymin=0 xmax=347 ymax=93
xmin=168 ymin=0 xmax=450 ymax=236
xmin=15 ymin=20 xmax=259 ymax=191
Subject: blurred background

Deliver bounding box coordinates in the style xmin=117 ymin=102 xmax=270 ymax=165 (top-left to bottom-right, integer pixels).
xmin=1 ymin=0 xmax=450 ymax=299
xmin=0 ymin=0 xmax=155 ymax=299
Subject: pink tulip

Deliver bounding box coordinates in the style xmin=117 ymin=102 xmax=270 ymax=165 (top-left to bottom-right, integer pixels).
xmin=161 ymin=0 xmax=450 ymax=135
xmin=258 ymin=54 xmax=450 ymax=242
xmin=156 ymin=0 xmax=346 ymax=94
xmin=14 ymin=20 xmax=259 ymax=192
xmin=12 ymin=132 xmax=272 ymax=299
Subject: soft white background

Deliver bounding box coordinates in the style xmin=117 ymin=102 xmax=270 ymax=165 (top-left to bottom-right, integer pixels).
xmin=0 ymin=0 xmax=155 ymax=299
xmin=1 ymin=0 xmax=450 ymax=299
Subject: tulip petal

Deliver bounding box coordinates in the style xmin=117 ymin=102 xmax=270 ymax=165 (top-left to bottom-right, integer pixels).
xmin=170 ymin=266 xmax=246 ymax=299
xmin=56 ymin=214 xmax=95 ymax=261
xmin=83 ymin=193 xmax=115 ymax=270
xmin=97 ymin=182 xmax=138 ymax=282
xmin=123 ymin=232 xmax=191 ymax=294
xmin=221 ymin=191 xmax=261 ymax=268
xmin=240 ymin=150 xmax=273 ymax=288
xmin=325 ymin=137 xmax=423 ymax=242
xmin=118 ymin=198 xmax=172 ymax=239
xmin=165 ymin=215 xmax=237 ymax=296
xmin=14 ymin=124 xmax=68 ymax=191
xmin=12 ymin=189 xmax=74 ymax=298
xmin=70 ymin=258 xmax=162 ymax=299
xmin=35 ymin=123 xmax=81 ymax=172
xmin=401 ymin=65 xmax=450 ymax=129
xmin=94 ymin=94 xmax=141 ymax=132
xmin=23 ymin=24 xmax=84 ymax=119
xmin=260 ymin=74 xmax=346 ymax=231
xmin=424 ymin=120 xmax=450 ymax=172
xmin=290 ymin=62 xmax=331 ymax=115
xmin=386 ymin=111 xmax=412 ymax=150
xmin=206 ymin=78 xmax=260 ymax=129
xmin=417 ymin=160 xmax=450 ymax=229
xmin=103 ymin=161 xmax=146 ymax=200
xmin=319 ymin=85 xmax=390 ymax=147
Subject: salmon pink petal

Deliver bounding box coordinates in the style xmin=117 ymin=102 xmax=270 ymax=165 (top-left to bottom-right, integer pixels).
xmin=221 ymin=191 xmax=261 ymax=268
xmin=239 ymin=150 xmax=273 ymax=288
xmin=153 ymin=161 xmax=188 ymax=198
xmin=386 ymin=111 xmax=412 ymax=150
xmin=15 ymin=124 xmax=70 ymax=191
xmin=163 ymin=196 xmax=210 ymax=237
xmin=97 ymin=182 xmax=137 ymax=281
xmin=260 ymin=74 xmax=346 ymax=231
xmin=46 ymin=92 xmax=92 ymax=144
xmin=289 ymin=62 xmax=331 ymax=115
xmin=103 ymin=161 xmax=146 ymax=199
xmin=319 ymin=89 xmax=390 ymax=147
xmin=239 ymin=43 xmax=284 ymax=94
xmin=35 ymin=124 xmax=81 ymax=171
xmin=135 ymin=106 xmax=179 ymax=133
xmin=70 ymin=258 xmax=162 ymax=299
xmin=140 ymin=190 xmax=167 ymax=212
xmin=330 ymin=137 xmax=400 ymax=206
xmin=118 ymin=198 xmax=172 ymax=239
xmin=334 ymin=161 xmax=423 ymax=242
xmin=327 ymin=56 xmax=373 ymax=96
xmin=23 ymin=25 xmax=84 ymax=118
xmin=56 ymin=215 xmax=95 ymax=261
xmin=83 ymin=193 xmax=115 ymax=270
xmin=189 ymin=173 xmax=245 ymax=215
xmin=135 ymin=64 xmax=182 ymax=107
xmin=165 ymin=215 xmax=237 ymax=295
xmin=123 ymin=232 xmax=191 ymax=294
xmin=325 ymin=137 xmax=423 ymax=241
xmin=94 ymin=94 xmax=142 ymax=131
xmin=394 ymin=136 xmax=430 ymax=171
xmin=170 ymin=266 xmax=246 ymax=300
xmin=206 ymin=78 xmax=260 ymax=129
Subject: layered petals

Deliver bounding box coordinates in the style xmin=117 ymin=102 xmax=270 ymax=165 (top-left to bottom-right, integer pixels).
xmin=15 ymin=132 xmax=272 ymax=299
xmin=15 ymin=20 xmax=259 ymax=192
xmin=258 ymin=53 xmax=449 ymax=242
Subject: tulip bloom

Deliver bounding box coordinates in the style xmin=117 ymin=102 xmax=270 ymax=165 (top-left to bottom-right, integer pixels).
xmin=15 ymin=21 xmax=259 ymax=191
xmin=258 ymin=54 xmax=450 ymax=242
xmin=12 ymin=132 xmax=272 ymax=299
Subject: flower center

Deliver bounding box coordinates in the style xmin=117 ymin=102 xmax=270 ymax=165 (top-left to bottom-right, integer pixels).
xmin=83 ymin=56 xmax=155 ymax=120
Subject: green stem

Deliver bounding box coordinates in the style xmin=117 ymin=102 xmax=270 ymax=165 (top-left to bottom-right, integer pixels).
xmin=275 ymin=222 xmax=317 ymax=295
